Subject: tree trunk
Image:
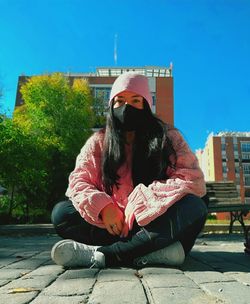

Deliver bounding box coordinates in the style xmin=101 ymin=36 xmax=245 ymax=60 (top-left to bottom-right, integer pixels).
xmin=25 ymin=202 xmax=29 ymax=223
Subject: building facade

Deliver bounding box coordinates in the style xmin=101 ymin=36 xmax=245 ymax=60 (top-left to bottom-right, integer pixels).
xmin=196 ymin=132 xmax=250 ymax=210
xmin=15 ymin=66 xmax=174 ymax=125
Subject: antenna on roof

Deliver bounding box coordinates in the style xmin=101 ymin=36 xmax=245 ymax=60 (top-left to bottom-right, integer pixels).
xmin=114 ymin=34 xmax=118 ymax=66
xmin=169 ymin=62 xmax=173 ymax=76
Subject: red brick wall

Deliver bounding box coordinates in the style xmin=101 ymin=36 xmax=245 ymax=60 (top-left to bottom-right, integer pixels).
xmin=213 ymin=137 xmax=223 ymax=181
xmin=87 ymin=77 xmax=116 ymax=85
xmin=155 ymin=77 xmax=174 ymax=125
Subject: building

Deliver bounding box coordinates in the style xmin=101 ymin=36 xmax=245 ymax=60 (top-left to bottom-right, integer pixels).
xmin=15 ymin=66 xmax=174 ymax=125
xmin=196 ymin=132 xmax=250 ymax=215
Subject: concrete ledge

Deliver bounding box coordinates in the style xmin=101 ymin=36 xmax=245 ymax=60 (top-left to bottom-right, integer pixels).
xmin=203 ymin=224 xmax=245 ymax=233
xmin=0 ymin=223 xmax=246 ymax=236
xmin=0 ymin=224 xmax=56 ymax=235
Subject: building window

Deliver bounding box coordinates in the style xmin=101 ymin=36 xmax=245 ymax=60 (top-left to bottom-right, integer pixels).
xmin=221 ymin=143 xmax=226 ymax=151
xmin=244 ymin=176 xmax=250 ymax=186
xmin=242 ymin=153 xmax=250 ymax=160
xmin=245 ymin=189 xmax=250 ymax=197
xmin=235 ymin=166 xmax=240 ymax=174
xmin=243 ymin=164 xmax=250 ymax=175
xmin=234 ymin=144 xmax=238 ymax=152
xmin=94 ymin=88 xmax=111 ymax=104
xmin=152 ymin=93 xmax=156 ymax=106
xmin=241 ymin=142 xmax=250 ymax=153
xmin=221 ymin=150 xmax=226 ymax=157
xmin=222 ymin=163 xmax=227 ymax=173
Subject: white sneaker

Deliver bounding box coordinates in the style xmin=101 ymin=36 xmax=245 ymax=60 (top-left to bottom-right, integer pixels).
xmin=51 ymin=239 xmax=105 ymax=268
xmin=134 ymin=241 xmax=185 ymax=267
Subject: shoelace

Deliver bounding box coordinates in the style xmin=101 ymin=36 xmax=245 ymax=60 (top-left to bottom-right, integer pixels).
xmin=90 ymin=249 xmax=103 ymax=268
xmin=71 ymin=242 xmax=95 ymax=267
xmin=90 ymin=259 xmax=98 ymax=269
xmin=90 ymin=249 xmax=97 ymax=269
xmin=135 ymin=257 xmax=148 ymax=266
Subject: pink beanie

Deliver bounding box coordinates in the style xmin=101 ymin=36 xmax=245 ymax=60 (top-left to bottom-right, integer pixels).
xmin=109 ymin=72 xmax=153 ymax=108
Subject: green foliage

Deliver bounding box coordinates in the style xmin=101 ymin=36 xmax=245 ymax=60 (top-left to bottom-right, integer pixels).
xmin=0 ymin=81 xmax=5 ymax=115
xmin=0 ymin=73 xmax=95 ymax=222
xmin=0 ymin=197 xmax=10 ymax=224
xmin=92 ymin=96 xmax=107 ymax=128
xmin=0 ymin=116 xmax=48 ymax=222
xmin=207 ymin=213 xmax=217 ymax=220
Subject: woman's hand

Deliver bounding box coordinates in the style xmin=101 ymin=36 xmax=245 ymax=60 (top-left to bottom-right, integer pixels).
xmin=120 ymin=209 xmax=135 ymax=238
xmin=120 ymin=222 xmax=129 ymax=238
xmin=100 ymin=203 xmax=124 ymax=236
xmin=124 ymin=205 xmax=135 ymax=232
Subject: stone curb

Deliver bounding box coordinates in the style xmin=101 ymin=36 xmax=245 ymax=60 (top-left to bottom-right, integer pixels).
xmin=0 ymin=223 xmax=245 ymax=236
xmin=0 ymin=224 xmax=56 ymax=235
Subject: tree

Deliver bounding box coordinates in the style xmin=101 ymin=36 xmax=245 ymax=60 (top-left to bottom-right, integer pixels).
xmin=92 ymin=95 xmax=108 ymax=128
xmin=0 ymin=81 xmax=4 ymax=114
xmin=0 ymin=117 xmax=47 ymax=222
xmin=14 ymin=73 xmax=95 ymax=210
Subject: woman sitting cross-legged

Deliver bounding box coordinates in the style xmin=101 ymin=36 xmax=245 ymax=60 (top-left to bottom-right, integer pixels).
xmin=51 ymin=72 xmax=208 ymax=268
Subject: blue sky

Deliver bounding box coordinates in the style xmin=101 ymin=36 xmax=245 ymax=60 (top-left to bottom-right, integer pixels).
xmin=0 ymin=0 xmax=249 ymax=151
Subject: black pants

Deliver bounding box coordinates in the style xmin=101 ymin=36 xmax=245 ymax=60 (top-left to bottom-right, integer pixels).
xmin=51 ymin=194 xmax=208 ymax=266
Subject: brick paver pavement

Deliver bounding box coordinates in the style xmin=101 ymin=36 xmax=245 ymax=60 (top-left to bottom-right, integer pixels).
xmin=0 ymin=229 xmax=249 ymax=304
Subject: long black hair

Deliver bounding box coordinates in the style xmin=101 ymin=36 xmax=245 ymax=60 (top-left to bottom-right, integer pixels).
xmin=101 ymin=100 xmax=177 ymax=195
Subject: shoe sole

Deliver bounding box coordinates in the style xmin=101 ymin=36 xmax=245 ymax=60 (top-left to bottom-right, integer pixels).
xmin=51 ymin=239 xmax=75 ymax=266
xmin=134 ymin=242 xmax=185 ymax=267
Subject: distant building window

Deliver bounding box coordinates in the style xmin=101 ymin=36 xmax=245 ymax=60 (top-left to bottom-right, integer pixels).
xmin=241 ymin=142 xmax=250 ymax=153
xmin=245 ymin=176 xmax=250 ymax=186
xmin=243 ymin=164 xmax=250 ymax=175
xmin=242 ymin=153 xmax=250 ymax=160
xmin=245 ymin=189 xmax=250 ymax=197
xmin=222 ymin=163 xmax=227 ymax=173
xmin=235 ymin=166 xmax=240 ymax=174
xmin=221 ymin=143 xmax=226 ymax=151
xmin=152 ymin=93 xmax=156 ymax=106
xmin=94 ymin=88 xmax=111 ymax=104
xmin=221 ymin=150 xmax=226 ymax=158
xmin=234 ymin=144 xmax=238 ymax=152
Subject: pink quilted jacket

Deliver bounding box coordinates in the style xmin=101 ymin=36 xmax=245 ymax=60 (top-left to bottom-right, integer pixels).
xmin=65 ymin=129 xmax=206 ymax=229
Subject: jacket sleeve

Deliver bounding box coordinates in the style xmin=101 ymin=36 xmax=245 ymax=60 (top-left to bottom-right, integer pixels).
xmin=65 ymin=132 xmax=113 ymax=228
xmin=125 ymin=129 xmax=206 ymax=227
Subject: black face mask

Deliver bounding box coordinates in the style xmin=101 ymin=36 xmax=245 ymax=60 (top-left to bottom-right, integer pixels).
xmin=113 ymin=104 xmax=148 ymax=131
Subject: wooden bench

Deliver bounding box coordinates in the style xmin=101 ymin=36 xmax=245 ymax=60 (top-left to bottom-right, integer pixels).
xmin=206 ymin=181 xmax=250 ymax=237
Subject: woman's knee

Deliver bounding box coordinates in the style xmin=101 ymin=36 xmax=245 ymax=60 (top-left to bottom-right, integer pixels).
xmin=51 ymin=200 xmax=92 ymax=242
xmin=180 ymin=194 xmax=208 ymax=219
xmin=51 ymin=200 xmax=74 ymax=226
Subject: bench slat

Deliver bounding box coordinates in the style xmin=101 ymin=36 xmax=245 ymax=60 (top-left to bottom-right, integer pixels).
xmin=205 ymin=181 xmax=249 ymax=235
xmin=208 ymin=204 xmax=250 ymax=213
